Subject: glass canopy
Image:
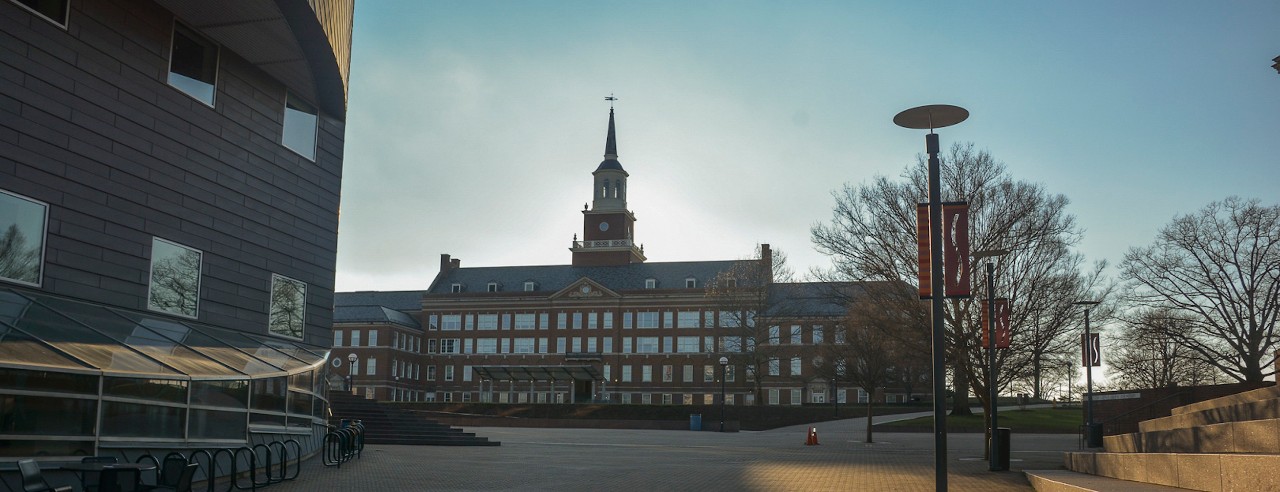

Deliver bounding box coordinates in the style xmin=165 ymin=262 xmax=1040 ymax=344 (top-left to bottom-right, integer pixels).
xmin=0 ymin=287 xmax=328 ymax=379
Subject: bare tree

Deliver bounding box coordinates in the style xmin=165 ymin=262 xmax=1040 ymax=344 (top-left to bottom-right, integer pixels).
xmin=0 ymin=225 xmax=41 ymax=283
xmin=707 ymin=245 xmax=794 ymax=405
xmin=819 ymin=295 xmax=914 ymax=443
xmin=1110 ymin=308 xmax=1219 ymax=389
xmin=1121 ymin=196 xmax=1280 ymax=383
xmin=811 ymin=143 xmax=1107 ymax=424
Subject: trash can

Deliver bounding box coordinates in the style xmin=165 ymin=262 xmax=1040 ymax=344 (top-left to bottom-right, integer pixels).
xmin=690 ymin=414 xmax=702 ymax=431
xmin=1085 ymin=422 xmax=1103 ymax=448
xmin=339 ymin=418 xmax=351 ymax=429
xmin=994 ymin=427 xmax=1011 ymax=471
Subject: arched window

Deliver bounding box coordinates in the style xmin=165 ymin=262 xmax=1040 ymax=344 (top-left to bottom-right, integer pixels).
xmin=601 ymin=179 xmax=609 ymax=198
xmin=618 ymin=182 xmax=625 ymax=198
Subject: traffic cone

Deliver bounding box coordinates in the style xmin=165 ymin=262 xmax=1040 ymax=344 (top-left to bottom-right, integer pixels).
xmin=805 ymin=426 xmax=819 ymax=445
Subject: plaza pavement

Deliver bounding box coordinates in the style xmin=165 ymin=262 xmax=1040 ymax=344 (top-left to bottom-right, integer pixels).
xmin=272 ymin=410 xmax=1079 ymax=491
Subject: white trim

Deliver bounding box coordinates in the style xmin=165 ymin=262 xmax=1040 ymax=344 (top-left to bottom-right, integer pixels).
xmin=6 ymin=0 xmax=68 ymax=28
xmin=166 ymin=21 xmax=220 ymax=108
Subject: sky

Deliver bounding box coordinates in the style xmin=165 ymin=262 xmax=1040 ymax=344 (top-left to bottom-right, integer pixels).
xmin=334 ymin=1 xmax=1280 ymax=293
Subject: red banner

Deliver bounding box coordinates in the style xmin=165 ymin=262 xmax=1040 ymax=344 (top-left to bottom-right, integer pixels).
xmin=1082 ymin=333 xmax=1101 ymax=367
xmin=943 ymin=202 xmax=970 ymax=298
xmin=917 ymin=204 xmax=930 ymax=299
xmin=981 ymin=298 xmax=1011 ymax=349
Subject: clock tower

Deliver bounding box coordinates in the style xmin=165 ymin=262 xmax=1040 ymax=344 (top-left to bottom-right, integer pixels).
xmin=571 ymin=105 xmax=646 ymax=266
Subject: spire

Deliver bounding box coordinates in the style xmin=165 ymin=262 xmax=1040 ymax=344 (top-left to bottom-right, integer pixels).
xmin=595 ymin=97 xmax=625 ymax=173
xmin=604 ymin=107 xmax=618 ymax=159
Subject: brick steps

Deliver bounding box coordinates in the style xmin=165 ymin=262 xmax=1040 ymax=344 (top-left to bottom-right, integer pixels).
xmin=329 ymin=393 xmax=500 ymax=446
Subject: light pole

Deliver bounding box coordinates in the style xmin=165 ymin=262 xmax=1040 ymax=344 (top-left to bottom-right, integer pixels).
xmin=1075 ymin=300 xmax=1101 ymax=447
xmin=347 ymin=353 xmax=358 ymax=396
xmin=895 ymin=104 xmax=969 ymax=492
xmin=719 ymin=356 xmax=729 ymax=432
xmin=973 ymin=248 xmax=1010 ymax=471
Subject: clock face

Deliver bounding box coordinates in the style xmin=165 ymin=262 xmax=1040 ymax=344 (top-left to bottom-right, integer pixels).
xmin=599 ymin=221 xmax=609 ymax=232
xmin=580 ymin=285 xmax=591 ymax=293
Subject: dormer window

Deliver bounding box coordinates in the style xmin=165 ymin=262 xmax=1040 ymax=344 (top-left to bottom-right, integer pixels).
xmin=726 ymin=279 xmax=738 ymax=288
xmin=524 ymin=281 xmax=536 ymax=292
xmin=685 ymin=277 xmax=697 ymax=288
xmin=487 ymin=282 xmax=499 ymax=292
xmin=450 ymin=283 xmax=463 ymax=293
xmin=644 ymin=278 xmax=656 ymax=289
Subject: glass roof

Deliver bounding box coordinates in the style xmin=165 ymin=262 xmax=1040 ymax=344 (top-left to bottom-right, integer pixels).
xmin=0 ymin=288 xmax=328 ymax=379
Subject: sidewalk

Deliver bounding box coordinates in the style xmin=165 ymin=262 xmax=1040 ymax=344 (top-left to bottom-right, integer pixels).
xmin=267 ymin=412 xmax=1077 ymax=491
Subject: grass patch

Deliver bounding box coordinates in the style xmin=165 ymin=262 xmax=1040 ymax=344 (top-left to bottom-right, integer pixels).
xmin=877 ymin=407 xmax=1083 ymax=433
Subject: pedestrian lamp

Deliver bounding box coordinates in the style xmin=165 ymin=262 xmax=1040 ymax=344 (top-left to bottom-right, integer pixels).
xmin=973 ymin=248 xmax=1010 ymax=471
xmin=895 ymin=103 xmax=969 ymax=492
xmin=347 ymin=353 xmax=358 ymax=396
xmin=719 ymin=356 xmax=729 ymax=432
xmin=1074 ymin=300 xmax=1102 ymax=447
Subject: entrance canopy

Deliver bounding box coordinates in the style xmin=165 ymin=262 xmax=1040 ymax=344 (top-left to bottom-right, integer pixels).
xmin=472 ymin=365 xmax=601 ymax=382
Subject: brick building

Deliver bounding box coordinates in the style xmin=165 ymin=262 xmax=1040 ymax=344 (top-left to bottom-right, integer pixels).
xmin=0 ymin=0 xmax=352 ymax=462
xmin=333 ymin=109 xmax=924 ymax=407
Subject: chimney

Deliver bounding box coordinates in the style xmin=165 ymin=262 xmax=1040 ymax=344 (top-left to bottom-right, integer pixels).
xmin=440 ymin=254 xmax=452 ymax=273
xmin=760 ymin=243 xmax=773 ymax=282
xmin=451 ymin=258 xmax=461 ymax=269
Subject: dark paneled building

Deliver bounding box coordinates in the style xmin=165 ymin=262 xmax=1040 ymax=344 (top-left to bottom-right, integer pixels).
xmin=0 ymin=0 xmax=353 ymax=469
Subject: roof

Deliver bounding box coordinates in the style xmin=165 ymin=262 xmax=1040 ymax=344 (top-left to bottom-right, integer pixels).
xmin=428 ymin=260 xmax=752 ymax=295
xmin=595 ymin=158 xmax=625 ymax=172
xmin=333 ymin=305 xmax=420 ymax=328
xmin=766 ymin=282 xmax=864 ymax=318
xmin=334 ymin=291 xmax=426 ymax=311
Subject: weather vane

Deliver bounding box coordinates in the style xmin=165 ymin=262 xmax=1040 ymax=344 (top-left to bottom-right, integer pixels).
xmin=605 ymin=93 xmax=617 ymax=109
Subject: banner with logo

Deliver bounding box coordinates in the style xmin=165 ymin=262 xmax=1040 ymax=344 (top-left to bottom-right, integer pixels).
xmin=981 ymin=298 xmax=1011 ymax=349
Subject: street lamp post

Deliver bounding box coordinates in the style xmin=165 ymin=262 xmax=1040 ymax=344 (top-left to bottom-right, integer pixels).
xmin=973 ymin=248 xmax=1010 ymax=471
xmin=347 ymin=353 xmax=358 ymax=396
xmin=1075 ymin=300 xmax=1101 ymax=447
xmin=895 ymin=104 xmax=969 ymax=492
xmin=719 ymin=356 xmax=729 ymax=432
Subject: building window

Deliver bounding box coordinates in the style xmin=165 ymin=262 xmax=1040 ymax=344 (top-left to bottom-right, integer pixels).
xmin=427 ymin=339 xmax=438 ymax=353
xmin=440 ymin=339 xmax=458 ymax=354
xmin=514 ymin=314 xmax=536 ymax=330
xmin=622 ymin=312 xmax=633 ymax=329
xmin=682 ymin=365 xmax=693 ymax=383
xmin=514 ymin=338 xmax=534 ymax=354
xmin=663 ymin=394 xmax=673 ymax=405
xmin=168 ymin=23 xmax=219 ymax=106
xmin=813 ymin=326 xmax=824 ymax=344
xmin=268 ymin=274 xmax=306 ymax=339
xmin=10 ymin=0 xmax=69 ymax=27
xmin=677 ymin=311 xmax=699 ymax=328
xmin=726 ymin=365 xmax=735 ymax=383
xmin=282 ymin=92 xmax=318 ymax=160
xmin=768 ymin=358 xmax=780 ymax=376
xmin=641 ymin=365 xmax=652 ymax=382
xmin=351 ymin=329 xmax=361 ymax=347
xmin=477 ymin=314 xmax=498 ymax=330
xmin=768 ymin=389 xmax=780 ymax=405
xmin=791 ymin=389 xmax=803 ymax=406
xmin=524 ymin=281 xmax=536 ymax=291
xmin=444 ymin=366 xmax=455 ymax=381
xmin=333 ymin=330 xmax=343 ymax=347
xmin=636 ymin=337 xmax=659 ymax=354
xmin=572 ymin=312 xmax=583 ymax=329
xmin=426 ymin=366 xmax=436 ymax=381
xmin=487 ymin=282 xmax=499 ymax=292
xmin=621 ymin=365 xmax=632 ymax=382
xmin=719 ymin=311 xmax=743 ymax=328
xmin=685 ymin=277 xmax=696 ymax=288
xmin=768 ymin=326 xmax=781 ymax=344
xmin=367 ymin=330 xmax=378 ymax=346
xmin=587 ymin=312 xmax=598 ymax=329
xmin=451 ymin=283 xmax=463 ymax=293
xmin=636 ymin=312 xmax=659 ymax=329
xmin=365 ymin=357 xmax=376 ymax=376
xmin=791 ymin=357 xmax=802 ymax=376
xmin=676 ymin=337 xmax=699 ymax=353
xmin=703 ymin=365 xmax=714 ymax=383
xmin=644 ymin=278 xmax=656 ymax=289
xmin=476 ymin=339 xmax=497 ymax=354
xmin=463 ymin=365 xmax=473 ymax=382
xmin=791 ymin=325 xmax=802 ymax=344
xmin=662 ymin=365 xmax=673 ymax=382
xmin=720 ymin=336 xmax=742 ymax=353
xmin=147 ymin=237 xmax=202 ymax=318
xmin=0 ymin=189 xmax=48 ymax=286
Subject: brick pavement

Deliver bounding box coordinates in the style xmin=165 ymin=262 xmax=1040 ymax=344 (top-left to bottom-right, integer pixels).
xmin=269 ymin=416 xmax=1077 ymax=491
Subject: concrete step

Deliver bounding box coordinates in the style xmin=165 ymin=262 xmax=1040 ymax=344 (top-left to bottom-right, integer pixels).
xmin=1109 ymin=418 xmax=1280 ymax=454
xmin=1139 ymin=397 xmax=1280 ymax=433
xmin=1171 ymin=386 xmax=1280 ymax=416
xmin=1025 ymin=469 xmax=1189 ymax=492
xmin=1064 ymin=451 xmax=1280 ymax=491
